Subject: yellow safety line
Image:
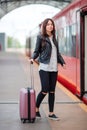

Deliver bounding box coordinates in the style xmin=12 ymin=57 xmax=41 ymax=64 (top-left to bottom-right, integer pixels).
xmin=57 ymin=82 xmax=87 ymax=112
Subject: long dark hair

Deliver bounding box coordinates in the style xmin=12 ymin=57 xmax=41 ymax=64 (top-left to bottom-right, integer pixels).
xmin=41 ymin=18 xmax=56 ymax=39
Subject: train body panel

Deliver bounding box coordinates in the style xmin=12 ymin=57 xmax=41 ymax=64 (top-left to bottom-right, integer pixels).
xmin=53 ymin=0 xmax=87 ymax=104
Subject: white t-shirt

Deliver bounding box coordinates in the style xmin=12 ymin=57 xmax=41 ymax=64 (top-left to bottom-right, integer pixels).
xmin=39 ymin=36 xmax=58 ymax=72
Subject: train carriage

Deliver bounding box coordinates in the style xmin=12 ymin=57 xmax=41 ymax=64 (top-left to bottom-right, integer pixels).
xmin=53 ymin=0 xmax=87 ymax=104
xmin=25 ymin=0 xmax=87 ymax=104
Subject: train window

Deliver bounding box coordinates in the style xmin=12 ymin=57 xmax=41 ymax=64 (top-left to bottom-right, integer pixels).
xmin=71 ymin=24 xmax=76 ymax=57
xmin=57 ymin=24 xmax=76 ymax=57
xmin=66 ymin=24 xmax=76 ymax=57
xmin=57 ymin=28 xmax=67 ymax=55
xmin=66 ymin=26 xmax=71 ymax=56
xmin=66 ymin=26 xmax=69 ymax=56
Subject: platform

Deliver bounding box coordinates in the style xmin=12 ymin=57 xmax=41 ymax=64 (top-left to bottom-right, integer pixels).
xmin=0 ymin=51 xmax=87 ymax=130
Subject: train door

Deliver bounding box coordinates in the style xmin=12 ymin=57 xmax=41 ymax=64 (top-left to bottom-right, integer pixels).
xmin=84 ymin=11 xmax=87 ymax=102
xmin=81 ymin=7 xmax=87 ymax=103
xmin=76 ymin=7 xmax=87 ymax=102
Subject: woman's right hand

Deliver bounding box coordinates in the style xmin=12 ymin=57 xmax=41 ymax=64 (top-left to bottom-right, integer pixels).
xmin=30 ymin=59 xmax=34 ymax=64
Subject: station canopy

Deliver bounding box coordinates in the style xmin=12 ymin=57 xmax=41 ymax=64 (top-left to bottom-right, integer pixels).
xmin=0 ymin=0 xmax=72 ymax=18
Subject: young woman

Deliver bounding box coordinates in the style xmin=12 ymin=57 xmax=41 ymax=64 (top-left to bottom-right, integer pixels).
xmin=30 ymin=18 xmax=66 ymax=121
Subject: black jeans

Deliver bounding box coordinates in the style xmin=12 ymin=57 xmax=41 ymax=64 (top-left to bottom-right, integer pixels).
xmin=36 ymin=70 xmax=58 ymax=112
xmin=39 ymin=70 xmax=58 ymax=93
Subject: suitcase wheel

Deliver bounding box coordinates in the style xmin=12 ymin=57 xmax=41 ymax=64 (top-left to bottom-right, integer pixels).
xmin=21 ymin=118 xmax=35 ymax=123
xmin=21 ymin=119 xmax=26 ymax=123
xmin=30 ymin=118 xmax=35 ymax=123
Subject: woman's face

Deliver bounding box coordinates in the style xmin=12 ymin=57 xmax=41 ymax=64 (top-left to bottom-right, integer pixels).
xmin=46 ymin=20 xmax=53 ymax=34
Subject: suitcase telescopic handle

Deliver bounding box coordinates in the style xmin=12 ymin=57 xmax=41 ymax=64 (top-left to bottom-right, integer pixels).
xmin=30 ymin=62 xmax=34 ymax=89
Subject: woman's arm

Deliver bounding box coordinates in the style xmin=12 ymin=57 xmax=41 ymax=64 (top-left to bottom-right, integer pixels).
xmin=32 ymin=35 xmax=42 ymax=60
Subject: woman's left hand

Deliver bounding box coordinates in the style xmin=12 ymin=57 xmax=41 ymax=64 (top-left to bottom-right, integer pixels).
xmin=63 ymin=64 xmax=66 ymax=69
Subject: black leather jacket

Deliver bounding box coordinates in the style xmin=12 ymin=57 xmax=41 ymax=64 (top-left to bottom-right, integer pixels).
xmin=32 ymin=35 xmax=65 ymax=66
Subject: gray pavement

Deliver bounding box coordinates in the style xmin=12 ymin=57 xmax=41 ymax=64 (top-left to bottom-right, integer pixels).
xmin=0 ymin=51 xmax=51 ymax=130
xmin=0 ymin=104 xmax=51 ymax=130
xmin=0 ymin=51 xmax=87 ymax=130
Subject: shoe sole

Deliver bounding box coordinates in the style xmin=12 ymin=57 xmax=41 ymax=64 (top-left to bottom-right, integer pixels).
xmin=36 ymin=116 xmax=41 ymax=119
xmin=48 ymin=117 xmax=60 ymax=121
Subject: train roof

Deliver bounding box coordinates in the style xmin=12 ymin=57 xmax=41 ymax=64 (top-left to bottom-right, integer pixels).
xmin=53 ymin=0 xmax=87 ymax=20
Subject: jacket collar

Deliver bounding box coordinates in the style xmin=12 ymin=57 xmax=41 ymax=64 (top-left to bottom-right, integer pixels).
xmin=45 ymin=37 xmax=51 ymax=44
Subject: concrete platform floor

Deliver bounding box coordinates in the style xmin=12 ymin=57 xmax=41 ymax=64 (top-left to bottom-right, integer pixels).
xmin=0 ymin=51 xmax=87 ymax=130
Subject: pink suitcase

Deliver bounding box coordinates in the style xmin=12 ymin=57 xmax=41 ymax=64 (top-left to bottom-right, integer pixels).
xmin=19 ymin=63 xmax=36 ymax=123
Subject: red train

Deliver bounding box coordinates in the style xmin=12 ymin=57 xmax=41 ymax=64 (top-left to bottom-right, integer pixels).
xmin=26 ymin=0 xmax=87 ymax=104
